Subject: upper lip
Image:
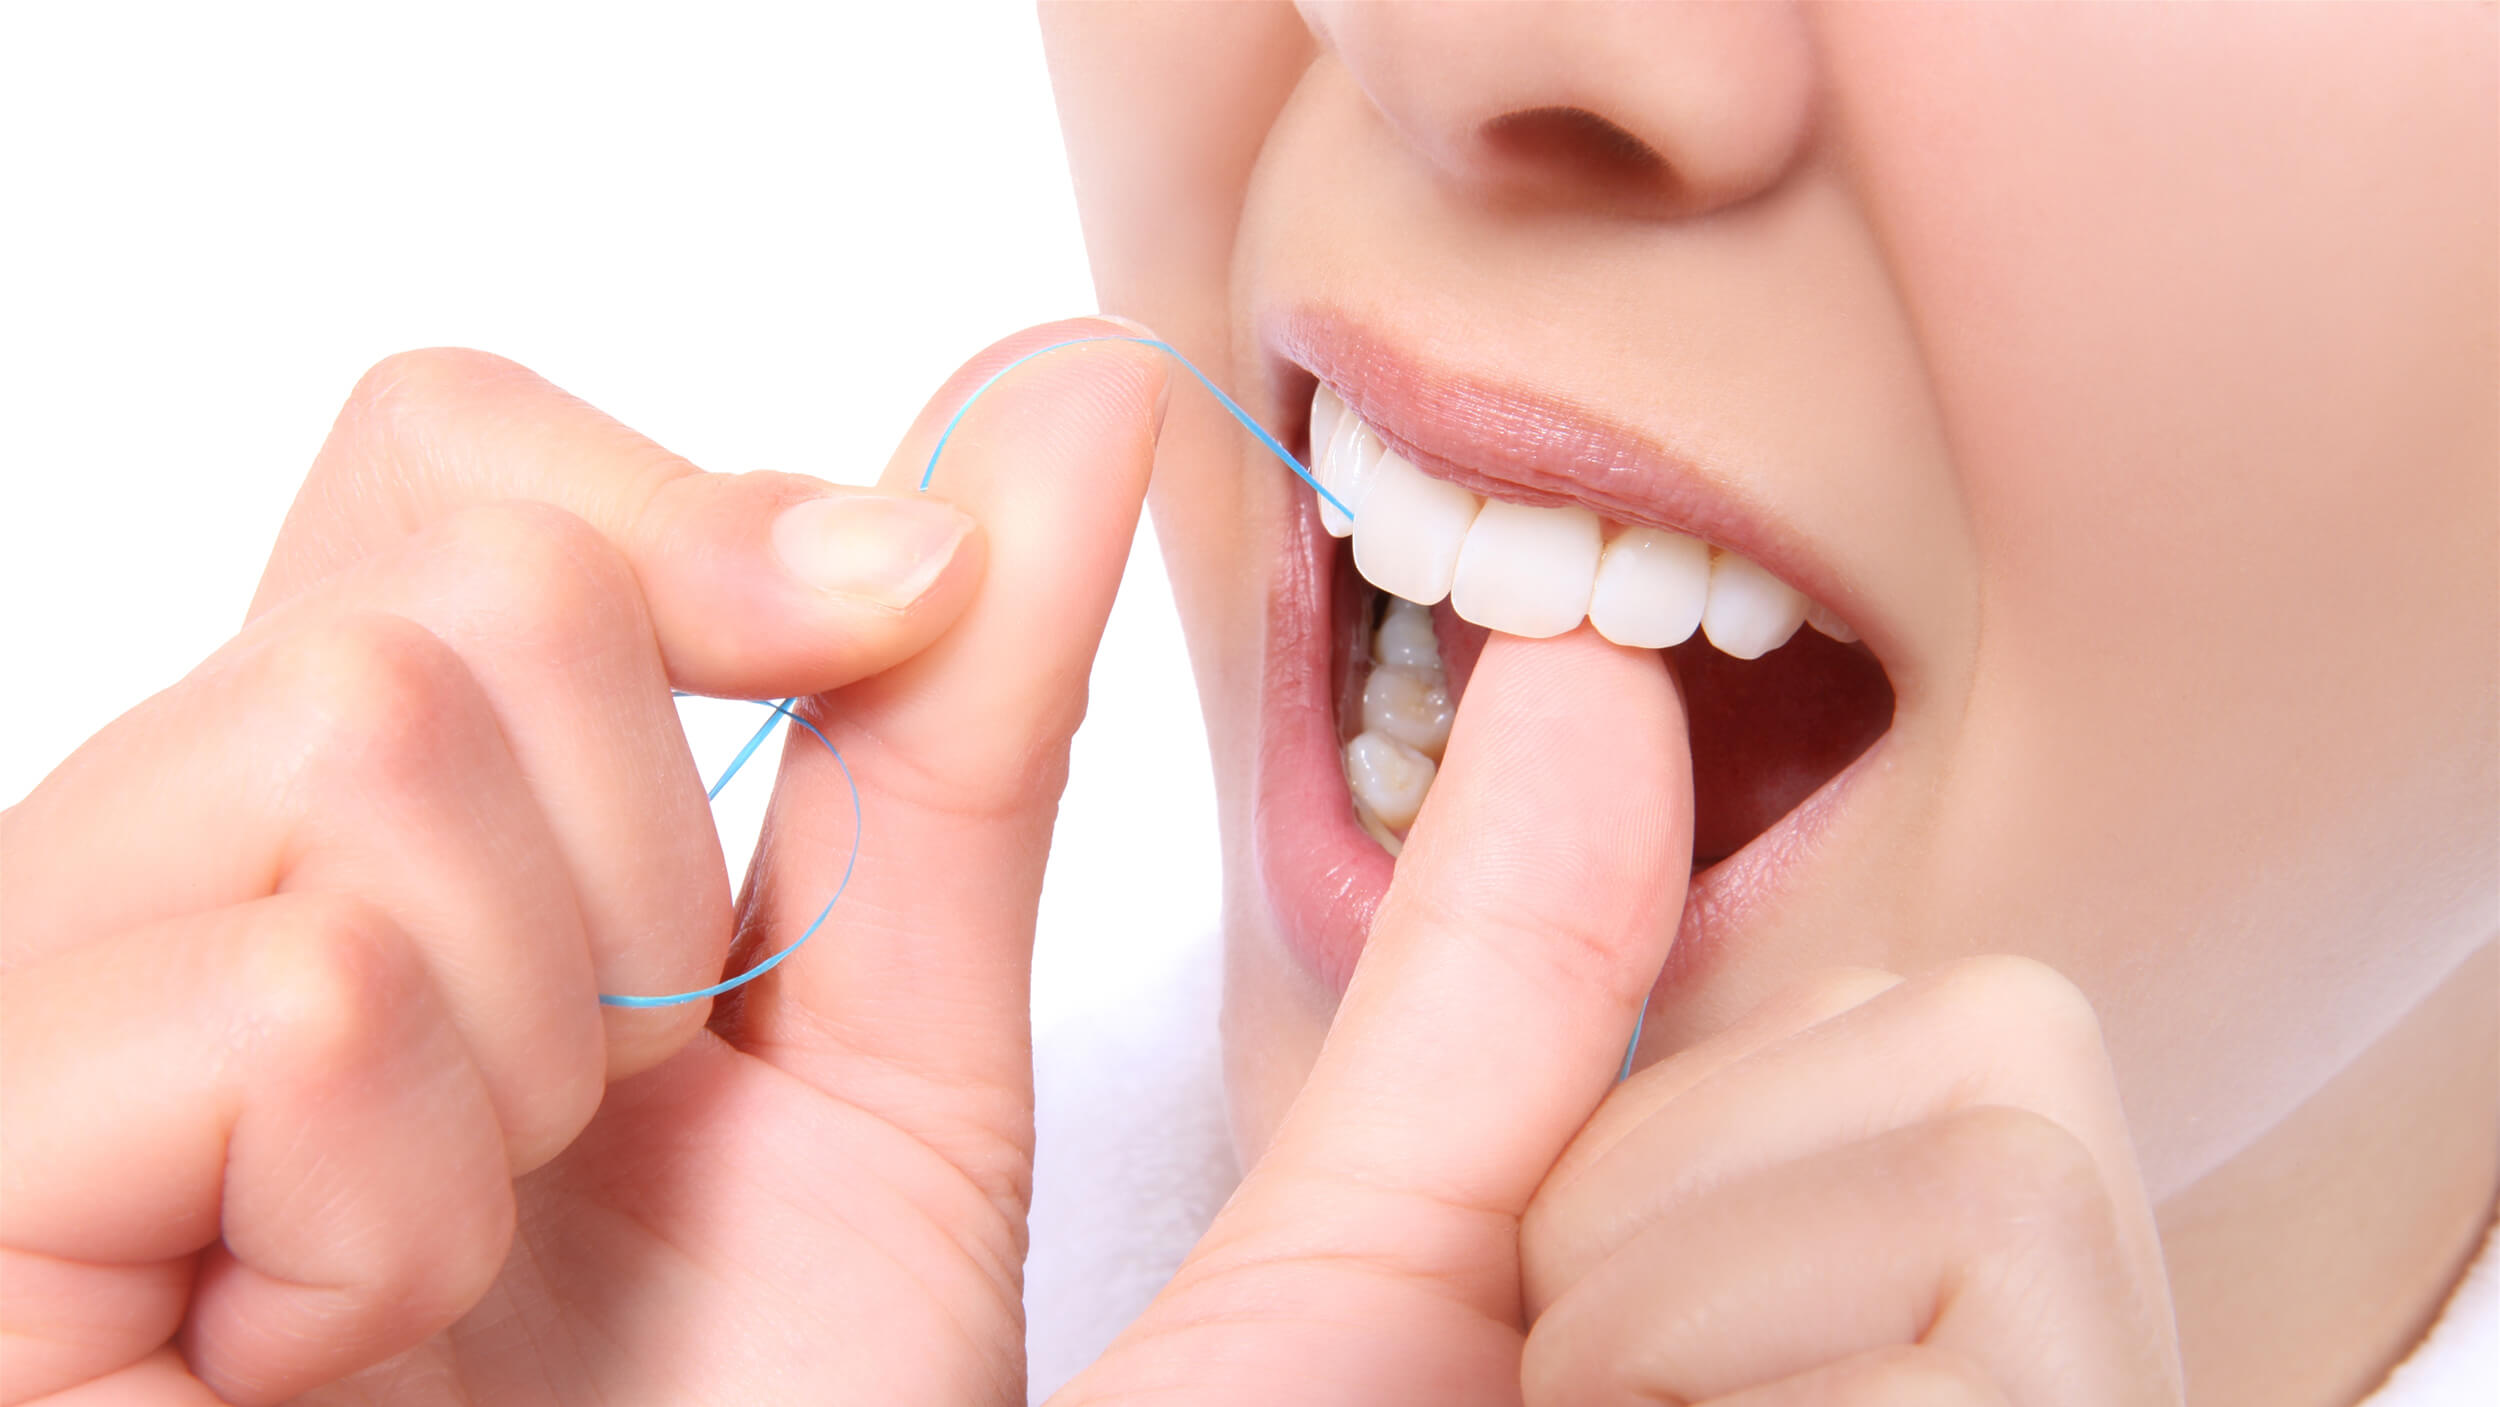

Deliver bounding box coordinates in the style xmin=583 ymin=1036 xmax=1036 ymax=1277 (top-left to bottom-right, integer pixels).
xmin=1264 ymin=307 xmax=1870 ymax=649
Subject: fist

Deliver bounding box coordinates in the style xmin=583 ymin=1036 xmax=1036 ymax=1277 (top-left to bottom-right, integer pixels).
xmin=1520 ymin=957 xmax=2184 ymax=1406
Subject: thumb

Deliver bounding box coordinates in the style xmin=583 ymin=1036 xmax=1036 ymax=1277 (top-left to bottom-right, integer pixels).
xmin=720 ymin=319 xmax=1168 ymax=1098
xmin=1257 ymin=629 xmax=1691 ymax=1217
xmin=1062 ymin=628 xmax=1692 ymax=1404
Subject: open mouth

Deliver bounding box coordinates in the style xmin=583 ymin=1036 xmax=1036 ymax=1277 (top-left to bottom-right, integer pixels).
xmin=1252 ymin=326 xmax=1897 ymax=992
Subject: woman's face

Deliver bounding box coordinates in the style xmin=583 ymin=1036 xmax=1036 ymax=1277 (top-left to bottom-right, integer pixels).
xmin=1044 ymin=2 xmax=2496 ymax=1198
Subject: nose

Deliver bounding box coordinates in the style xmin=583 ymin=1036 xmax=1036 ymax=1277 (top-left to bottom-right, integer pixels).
xmin=1303 ymin=0 xmax=1816 ymax=217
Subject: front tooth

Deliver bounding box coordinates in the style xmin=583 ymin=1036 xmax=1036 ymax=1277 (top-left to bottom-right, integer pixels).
xmin=1351 ymin=446 xmax=1481 ymax=605
xmin=1309 ymin=383 xmax=1344 ymax=470
xmin=1362 ymin=664 xmax=1453 ymax=759
xmin=1448 ymin=500 xmax=1603 ymax=638
xmin=1335 ymin=425 xmax=1388 ymax=534
xmin=1309 ymin=385 xmax=1348 ymax=534
xmin=1344 ymin=730 xmax=1436 ymax=831
xmin=1701 ymin=550 xmax=1808 ymax=659
xmin=1373 ymin=595 xmax=1441 ymax=669
xmin=1313 ymin=410 xmax=1366 ymax=537
xmin=1587 ymin=526 xmax=1709 ymax=648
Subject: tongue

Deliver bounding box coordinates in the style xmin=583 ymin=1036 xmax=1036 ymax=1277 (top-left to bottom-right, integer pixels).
xmin=1432 ymin=603 xmax=1891 ymax=867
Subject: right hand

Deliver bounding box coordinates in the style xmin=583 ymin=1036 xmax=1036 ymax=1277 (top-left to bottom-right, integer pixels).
xmin=1054 ymin=626 xmax=1698 ymax=1405
xmin=1 ymin=321 xmax=1167 ymax=1405
xmin=1054 ymin=632 xmax=2172 ymax=1406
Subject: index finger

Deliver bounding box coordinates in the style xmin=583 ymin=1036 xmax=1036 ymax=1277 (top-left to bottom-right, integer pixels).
xmin=252 ymin=347 xmax=986 ymax=700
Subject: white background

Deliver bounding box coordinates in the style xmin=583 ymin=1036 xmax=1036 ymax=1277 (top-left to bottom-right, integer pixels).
xmin=0 ymin=2 xmax=1223 ymax=1026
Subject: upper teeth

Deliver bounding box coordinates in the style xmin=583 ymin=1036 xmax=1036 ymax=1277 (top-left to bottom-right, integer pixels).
xmin=1310 ymin=384 xmax=1851 ymax=659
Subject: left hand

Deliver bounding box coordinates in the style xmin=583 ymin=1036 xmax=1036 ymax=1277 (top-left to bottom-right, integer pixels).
xmin=0 ymin=320 xmax=1165 ymax=1406
xmin=1518 ymin=957 xmax=2186 ymax=1406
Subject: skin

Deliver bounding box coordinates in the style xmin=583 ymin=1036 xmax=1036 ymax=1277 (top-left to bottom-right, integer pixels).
xmin=0 ymin=334 xmax=1730 ymax=1406
xmin=0 ymin=4 xmax=2489 ymax=1405
xmin=1043 ymin=0 xmax=2498 ymax=1402
xmin=0 ymin=327 xmax=1175 ymax=1404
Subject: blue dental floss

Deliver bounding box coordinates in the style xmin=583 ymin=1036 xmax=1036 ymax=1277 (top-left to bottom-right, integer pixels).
xmin=596 ymin=334 xmax=1646 ymax=1081
xmin=596 ymin=698 xmax=855 ymax=1009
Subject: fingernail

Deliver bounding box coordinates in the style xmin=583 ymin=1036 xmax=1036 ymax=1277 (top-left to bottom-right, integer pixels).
xmin=771 ymin=493 xmax=973 ymax=609
xmin=1096 ymin=313 xmax=1161 ymax=341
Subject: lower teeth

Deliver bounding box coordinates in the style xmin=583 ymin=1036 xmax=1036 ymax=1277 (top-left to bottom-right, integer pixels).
xmin=1345 ymin=594 xmax=1452 ymax=852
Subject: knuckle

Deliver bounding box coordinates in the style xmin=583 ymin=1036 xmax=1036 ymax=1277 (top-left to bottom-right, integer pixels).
xmin=1798 ymin=963 xmax=1906 ymax=1008
xmin=264 ymin=613 xmax=481 ymax=794
xmin=1923 ymin=954 xmax=2106 ymax=1066
xmin=863 ymin=720 xmax=1077 ymax=829
xmin=1848 ymin=1344 xmax=2001 ymax=1404
xmin=339 ymin=347 xmax=534 ymax=445
xmin=1523 ymin=1303 xmax=1692 ymax=1407
xmin=430 ymin=501 xmax=647 ymax=655
xmin=1406 ymin=883 xmax=1586 ymax=1000
xmin=1764 ymin=964 xmax=1905 ymax=1028
xmin=1923 ymin=1105 xmax=2112 ymax=1252
xmin=237 ymin=894 xmax=428 ymax=1068
xmin=1406 ymin=867 xmax=1658 ymax=1013
xmin=223 ymin=898 xmax=522 ymax=1339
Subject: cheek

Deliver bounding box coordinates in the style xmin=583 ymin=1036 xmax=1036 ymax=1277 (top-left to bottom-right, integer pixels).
xmin=1144 ymin=359 xmax=1315 ymax=730
xmin=1823 ymin=5 xmax=2497 ymax=1181
xmin=1140 ymin=379 xmax=1339 ymax=1164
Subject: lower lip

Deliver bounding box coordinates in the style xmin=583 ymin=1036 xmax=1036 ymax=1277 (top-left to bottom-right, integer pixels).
xmin=1251 ymin=495 xmax=1887 ymax=997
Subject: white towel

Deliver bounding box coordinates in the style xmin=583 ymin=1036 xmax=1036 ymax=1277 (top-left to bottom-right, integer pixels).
xmin=1025 ymin=922 xmax=1239 ymax=1400
xmin=2368 ymin=1215 xmax=2500 ymax=1404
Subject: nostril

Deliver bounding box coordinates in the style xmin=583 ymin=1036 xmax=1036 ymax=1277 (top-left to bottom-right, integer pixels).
xmin=1478 ymin=106 xmax=1679 ymax=206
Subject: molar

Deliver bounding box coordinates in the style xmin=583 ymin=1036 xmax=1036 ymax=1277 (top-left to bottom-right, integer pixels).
xmin=1344 ymin=730 xmax=1436 ymax=831
xmin=1349 ymin=595 xmax=1452 ymax=853
xmin=1373 ymin=595 xmax=1441 ymax=669
xmin=1362 ymin=663 xmax=1453 ymax=759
